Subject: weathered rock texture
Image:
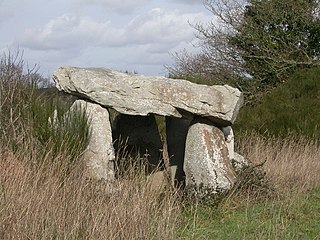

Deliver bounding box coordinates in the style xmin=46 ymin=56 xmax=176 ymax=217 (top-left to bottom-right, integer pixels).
xmin=70 ymin=100 xmax=115 ymax=181
xmin=53 ymin=67 xmax=243 ymax=126
xmin=112 ymin=114 xmax=163 ymax=172
xmin=222 ymin=126 xmax=248 ymax=172
xmin=222 ymin=126 xmax=235 ymax=161
xmin=232 ymin=152 xmax=248 ymax=172
xmin=53 ymin=66 xmax=245 ymax=195
xmin=184 ymin=119 xmax=237 ymax=193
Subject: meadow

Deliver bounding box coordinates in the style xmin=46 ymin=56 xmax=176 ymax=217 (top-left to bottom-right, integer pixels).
xmin=1 ymin=52 xmax=319 ymax=239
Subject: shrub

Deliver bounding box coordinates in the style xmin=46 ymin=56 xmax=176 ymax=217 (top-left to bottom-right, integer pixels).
xmin=234 ymin=67 xmax=320 ymax=140
xmin=0 ymin=50 xmax=90 ymax=163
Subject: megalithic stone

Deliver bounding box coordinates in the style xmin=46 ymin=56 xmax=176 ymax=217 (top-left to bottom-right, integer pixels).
xmin=53 ymin=67 xmax=243 ymax=126
xmin=70 ymin=99 xmax=115 ymax=181
xmin=222 ymin=126 xmax=235 ymax=161
xmin=184 ymin=118 xmax=237 ymax=194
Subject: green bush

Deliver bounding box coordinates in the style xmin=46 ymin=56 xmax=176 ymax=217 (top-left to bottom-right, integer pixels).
xmin=234 ymin=67 xmax=320 ymax=140
xmin=0 ymin=50 xmax=90 ymax=163
xmin=29 ymin=96 xmax=91 ymax=161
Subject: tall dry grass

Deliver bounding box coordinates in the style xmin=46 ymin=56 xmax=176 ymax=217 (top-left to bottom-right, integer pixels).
xmin=0 ymin=144 xmax=180 ymax=240
xmin=0 ymin=50 xmax=181 ymax=240
xmin=237 ymin=133 xmax=320 ymax=193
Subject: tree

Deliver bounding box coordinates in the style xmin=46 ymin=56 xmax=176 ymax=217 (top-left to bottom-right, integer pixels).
xmin=232 ymin=0 xmax=320 ymax=86
xmin=168 ymin=0 xmax=320 ymax=98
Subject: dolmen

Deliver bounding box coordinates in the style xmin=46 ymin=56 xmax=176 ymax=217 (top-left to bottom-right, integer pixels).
xmin=53 ymin=67 xmax=245 ymax=194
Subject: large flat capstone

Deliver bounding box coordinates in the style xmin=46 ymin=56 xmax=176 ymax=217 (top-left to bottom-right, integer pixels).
xmin=53 ymin=67 xmax=243 ymax=126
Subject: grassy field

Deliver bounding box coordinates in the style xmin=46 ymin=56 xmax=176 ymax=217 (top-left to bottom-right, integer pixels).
xmin=1 ymin=133 xmax=319 ymax=239
xmin=178 ymin=135 xmax=320 ymax=239
xmin=1 ymin=51 xmax=320 ymax=239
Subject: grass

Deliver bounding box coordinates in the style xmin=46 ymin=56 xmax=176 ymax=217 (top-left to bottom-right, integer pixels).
xmin=178 ymin=134 xmax=320 ymax=239
xmin=1 ymin=50 xmax=320 ymax=239
xmin=179 ymin=189 xmax=320 ymax=239
xmin=0 ymin=145 xmax=180 ymax=239
xmin=2 ymin=133 xmax=320 ymax=239
xmin=0 ymin=50 xmax=181 ymax=239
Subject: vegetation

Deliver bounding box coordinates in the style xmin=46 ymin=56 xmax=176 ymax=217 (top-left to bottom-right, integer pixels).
xmin=1 ymin=34 xmax=320 ymax=238
xmin=0 ymin=51 xmax=180 ymax=239
xmin=231 ymin=0 xmax=320 ymax=85
xmin=168 ymin=0 xmax=320 ymax=98
xmin=179 ymin=134 xmax=320 ymax=239
xmin=234 ymin=67 xmax=320 ymax=140
xmin=0 ymin=146 xmax=180 ymax=239
xmin=0 ymin=51 xmax=90 ymax=161
xmin=168 ymin=0 xmax=320 ymax=235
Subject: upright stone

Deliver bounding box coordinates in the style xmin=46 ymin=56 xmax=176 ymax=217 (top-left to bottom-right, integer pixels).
xmin=166 ymin=117 xmax=191 ymax=187
xmin=222 ymin=126 xmax=235 ymax=161
xmin=70 ymin=100 xmax=115 ymax=181
xmin=112 ymin=114 xmax=163 ymax=172
xmin=222 ymin=126 xmax=248 ymax=171
xmin=184 ymin=119 xmax=237 ymax=194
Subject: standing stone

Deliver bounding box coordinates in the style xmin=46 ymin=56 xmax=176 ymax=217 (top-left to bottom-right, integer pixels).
xmin=184 ymin=119 xmax=237 ymax=194
xmin=222 ymin=126 xmax=235 ymax=161
xmin=232 ymin=152 xmax=248 ymax=172
xmin=222 ymin=126 xmax=248 ymax=172
xmin=112 ymin=114 xmax=163 ymax=172
xmin=166 ymin=117 xmax=191 ymax=187
xmin=70 ymin=100 xmax=115 ymax=181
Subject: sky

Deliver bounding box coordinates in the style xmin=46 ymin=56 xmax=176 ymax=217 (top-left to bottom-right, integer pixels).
xmin=0 ymin=0 xmax=212 ymax=78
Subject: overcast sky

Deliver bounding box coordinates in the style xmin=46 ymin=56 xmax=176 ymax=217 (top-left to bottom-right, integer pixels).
xmin=0 ymin=0 xmax=212 ymax=78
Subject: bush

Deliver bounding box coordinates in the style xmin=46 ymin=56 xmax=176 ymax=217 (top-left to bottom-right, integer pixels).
xmin=234 ymin=67 xmax=320 ymax=140
xmin=0 ymin=50 xmax=90 ymax=163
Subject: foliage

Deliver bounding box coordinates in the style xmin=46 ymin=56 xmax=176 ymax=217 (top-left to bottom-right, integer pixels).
xmin=0 ymin=50 xmax=90 ymax=162
xmin=234 ymin=67 xmax=320 ymax=140
xmin=29 ymin=97 xmax=91 ymax=161
xmin=0 ymin=50 xmax=41 ymax=148
xmin=168 ymin=0 xmax=320 ymax=98
xmin=231 ymin=0 xmax=320 ymax=87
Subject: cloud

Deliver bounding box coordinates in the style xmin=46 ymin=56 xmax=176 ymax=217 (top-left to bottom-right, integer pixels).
xmin=18 ymin=7 xmax=211 ymax=76
xmin=0 ymin=0 xmax=18 ymax=24
xmin=20 ymin=15 xmax=120 ymax=51
xmin=20 ymin=9 xmax=210 ymax=51
xmin=73 ymin=0 xmax=149 ymax=15
xmin=170 ymin=0 xmax=203 ymax=5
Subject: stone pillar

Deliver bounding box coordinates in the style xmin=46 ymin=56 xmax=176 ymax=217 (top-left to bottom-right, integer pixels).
xmin=112 ymin=114 xmax=163 ymax=172
xmin=166 ymin=117 xmax=191 ymax=187
xmin=222 ymin=126 xmax=235 ymax=161
xmin=70 ymin=100 xmax=115 ymax=181
xmin=184 ymin=118 xmax=236 ymax=194
xmin=222 ymin=126 xmax=248 ymax=171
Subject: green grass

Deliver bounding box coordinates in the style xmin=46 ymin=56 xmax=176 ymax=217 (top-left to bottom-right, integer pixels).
xmin=178 ymin=189 xmax=320 ymax=239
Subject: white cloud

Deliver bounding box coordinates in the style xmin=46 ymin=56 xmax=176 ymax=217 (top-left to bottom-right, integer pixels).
xmin=170 ymin=0 xmax=203 ymax=5
xmin=15 ymin=3 xmax=212 ymax=76
xmin=20 ymin=9 xmax=210 ymax=52
xmin=20 ymin=15 xmax=118 ymax=50
xmin=73 ymin=0 xmax=149 ymax=14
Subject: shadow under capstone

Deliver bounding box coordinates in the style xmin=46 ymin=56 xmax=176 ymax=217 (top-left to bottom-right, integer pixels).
xmin=112 ymin=114 xmax=164 ymax=174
